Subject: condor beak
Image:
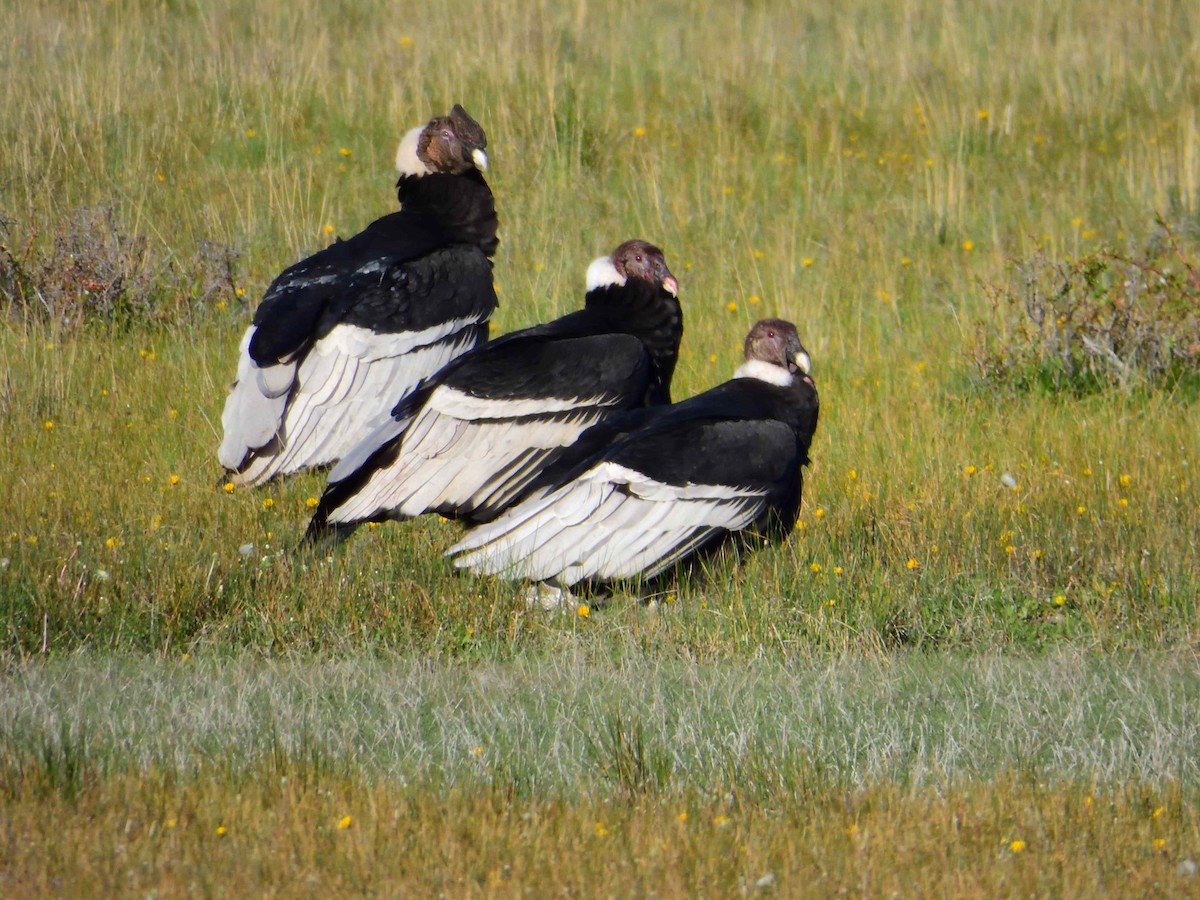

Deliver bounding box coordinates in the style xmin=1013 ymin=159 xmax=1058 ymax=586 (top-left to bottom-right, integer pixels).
xmin=471 ymin=148 xmax=489 ymax=171
xmin=793 ymin=350 xmax=812 ymax=375
xmin=662 ymin=274 xmax=679 ymax=297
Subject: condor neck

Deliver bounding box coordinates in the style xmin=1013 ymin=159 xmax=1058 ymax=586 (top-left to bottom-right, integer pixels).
xmin=585 ymin=278 xmax=683 ymax=404
xmin=396 ymin=170 xmax=499 ymax=256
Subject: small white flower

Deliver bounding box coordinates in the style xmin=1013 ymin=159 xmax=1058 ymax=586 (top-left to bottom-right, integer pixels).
xmin=238 ymin=543 xmax=255 ymax=557
xmin=1000 ymin=473 xmax=1017 ymax=488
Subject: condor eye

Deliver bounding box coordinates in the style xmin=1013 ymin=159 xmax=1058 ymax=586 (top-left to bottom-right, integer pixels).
xmin=767 ymin=330 xmax=776 ymax=338
xmin=634 ymin=254 xmax=643 ymax=262
xmin=441 ymin=129 xmax=454 ymax=140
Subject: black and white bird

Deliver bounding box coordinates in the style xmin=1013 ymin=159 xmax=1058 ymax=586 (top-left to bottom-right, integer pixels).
xmin=447 ymin=318 xmax=819 ymax=594
xmin=303 ymin=239 xmax=683 ymax=544
xmin=218 ymin=104 xmax=499 ymax=486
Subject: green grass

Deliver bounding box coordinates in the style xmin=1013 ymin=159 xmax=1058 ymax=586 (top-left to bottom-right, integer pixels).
xmin=4 ymin=652 xmax=1198 ymax=894
xmin=3 ymin=0 xmax=1200 ymax=891
xmin=3 ymin=651 xmax=1199 ymax=791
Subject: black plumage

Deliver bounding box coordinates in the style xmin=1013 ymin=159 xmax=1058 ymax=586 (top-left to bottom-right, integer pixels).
xmin=218 ymin=105 xmax=499 ymax=486
xmin=448 ymin=318 xmax=819 ymax=592
xmin=303 ymin=239 xmax=683 ymax=544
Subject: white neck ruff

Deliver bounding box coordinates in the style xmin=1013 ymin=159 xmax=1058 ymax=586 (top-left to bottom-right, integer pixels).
xmin=734 ymin=359 xmax=794 ymax=387
xmin=585 ymin=256 xmax=625 ymax=291
xmin=395 ymin=126 xmax=431 ymax=176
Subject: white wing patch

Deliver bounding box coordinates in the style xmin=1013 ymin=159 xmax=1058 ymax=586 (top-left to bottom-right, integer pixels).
xmin=448 ymin=462 xmax=769 ymax=586
xmin=219 ymin=317 xmax=485 ymax=486
xmin=218 ymin=327 xmax=294 ymax=470
xmin=427 ymin=385 xmax=610 ymax=420
xmin=323 ymin=387 xmax=621 ymax=525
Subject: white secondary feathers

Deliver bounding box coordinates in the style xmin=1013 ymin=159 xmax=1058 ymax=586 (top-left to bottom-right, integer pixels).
xmin=734 ymin=358 xmax=795 ymax=387
xmin=448 ymin=462 xmax=769 ymax=585
xmin=322 ymin=385 xmax=618 ymax=524
xmin=425 ymin=386 xmax=609 ymax=420
xmin=218 ymin=327 xmax=293 ymax=468
xmin=584 ymin=255 xmax=626 ymax=292
xmin=219 ymin=316 xmax=485 ymax=485
xmin=395 ymin=126 xmax=432 ymax=176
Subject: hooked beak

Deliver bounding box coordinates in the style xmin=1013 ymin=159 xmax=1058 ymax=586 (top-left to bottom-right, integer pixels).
xmin=471 ymin=148 xmax=489 ymax=171
xmin=661 ymin=274 xmax=679 ymax=297
xmin=793 ymin=350 xmax=812 ymax=375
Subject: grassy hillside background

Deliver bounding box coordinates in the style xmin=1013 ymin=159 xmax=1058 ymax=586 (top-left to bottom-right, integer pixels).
xmin=2 ymin=0 xmax=1199 ymax=893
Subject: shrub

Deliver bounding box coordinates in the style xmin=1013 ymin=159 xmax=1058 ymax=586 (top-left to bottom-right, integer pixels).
xmin=970 ymin=220 xmax=1200 ymax=393
xmin=0 ymin=206 xmax=239 ymax=331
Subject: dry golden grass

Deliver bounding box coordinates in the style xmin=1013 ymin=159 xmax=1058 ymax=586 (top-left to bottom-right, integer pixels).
xmin=2 ymin=768 xmax=1197 ymax=897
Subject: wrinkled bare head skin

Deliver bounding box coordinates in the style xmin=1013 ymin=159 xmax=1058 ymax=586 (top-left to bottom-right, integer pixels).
xmin=744 ymin=318 xmax=811 ymax=375
xmin=611 ymin=239 xmax=679 ymax=297
xmin=417 ymin=104 xmax=489 ymax=174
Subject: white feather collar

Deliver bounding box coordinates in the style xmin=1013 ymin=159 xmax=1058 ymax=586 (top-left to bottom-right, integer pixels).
xmin=734 ymin=359 xmax=794 ymax=387
xmin=394 ymin=126 xmax=431 ymax=176
xmin=585 ymin=256 xmax=625 ymax=291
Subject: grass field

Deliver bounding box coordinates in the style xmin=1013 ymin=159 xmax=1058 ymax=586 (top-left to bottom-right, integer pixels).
xmin=2 ymin=0 xmax=1200 ymax=893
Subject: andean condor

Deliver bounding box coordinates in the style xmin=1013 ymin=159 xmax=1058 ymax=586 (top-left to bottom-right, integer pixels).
xmin=218 ymin=104 xmax=499 ymax=486
xmin=447 ymin=318 xmax=819 ymax=597
xmin=302 ymin=239 xmax=683 ymax=545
